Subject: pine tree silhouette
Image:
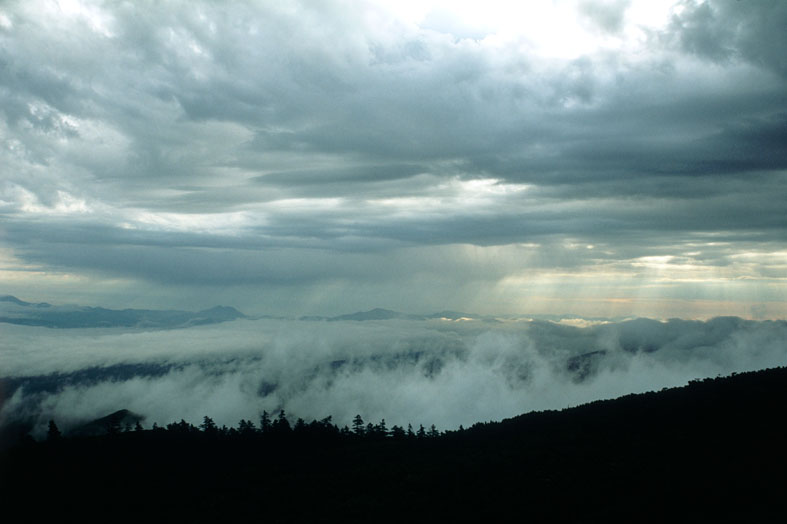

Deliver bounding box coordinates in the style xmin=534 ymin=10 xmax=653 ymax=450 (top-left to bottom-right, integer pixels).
xmin=260 ymin=410 xmax=272 ymax=434
xmin=46 ymin=420 xmax=61 ymax=442
xmin=352 ymin=414 xmax=365 ymax=437
xmin=200 ymin=416 xmax=218 ymax=436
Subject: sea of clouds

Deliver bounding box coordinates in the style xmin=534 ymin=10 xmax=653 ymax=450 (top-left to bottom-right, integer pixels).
xmin=2 ymin=315 xmax=786 ymax=437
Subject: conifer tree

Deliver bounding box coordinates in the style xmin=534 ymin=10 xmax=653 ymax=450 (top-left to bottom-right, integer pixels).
xmin=238 ymin=419 xmax=256 ymax=436
xmin=260 ymin=410 xmax=272 ymax=434
xmin=200 ymin=416 xmax=218 ymax=435
xmin=391 ymin=425 xmax=406 ymax=440
xmin=319 ymin=415 xmax=334 ymax=431
xmin=352 ymin=414 xmax=365 ymax=436
xmin=46 ymin=420 xmax=61 ymax=442
xmin=274 ymin=410 xmax=291 ymax=434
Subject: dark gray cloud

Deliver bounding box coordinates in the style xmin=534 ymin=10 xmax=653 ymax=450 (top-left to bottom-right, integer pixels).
xmin=668 ymin=0 xmax=787 ymax=77
xmin=0 ymin=0 xmax=785 ymax=317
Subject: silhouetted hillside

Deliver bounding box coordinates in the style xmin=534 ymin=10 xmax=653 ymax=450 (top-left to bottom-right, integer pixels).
xmin=2 ymin=367 xmax=785 ymax=522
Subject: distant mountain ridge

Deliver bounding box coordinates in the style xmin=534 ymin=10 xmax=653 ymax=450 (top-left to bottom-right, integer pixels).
xmin=0 ymin=295 xmax=52 ymax=307
xmin=2 ymin=296 xmax=622 ymax=326
xmin=301 ymin=307 xmax=493 ymax=322
xmin=300 ymin=307 xmax=622 ymax=323
xmin=330 ymin=308 xmax=422 ymax=321
xmin=0 ymin=295 xmax=245 ymax=328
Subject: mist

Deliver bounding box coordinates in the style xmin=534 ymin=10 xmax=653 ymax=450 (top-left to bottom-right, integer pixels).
xmin=2 ymin=315 xmax=785 ymax=437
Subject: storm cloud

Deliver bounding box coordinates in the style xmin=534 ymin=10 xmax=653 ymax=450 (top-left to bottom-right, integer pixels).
xmin=0 ymin=0 xmax=785 ymax=317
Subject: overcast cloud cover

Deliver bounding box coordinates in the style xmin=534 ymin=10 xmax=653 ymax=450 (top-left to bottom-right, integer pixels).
xmin=0 ymin=0 xmax=785 ymax=317
xmin=1 ymin=1 xmax=787 ymax=434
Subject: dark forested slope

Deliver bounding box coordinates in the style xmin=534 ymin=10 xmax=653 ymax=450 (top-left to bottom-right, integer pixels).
xmin=2 ymin=367 xmax=786 ymax=522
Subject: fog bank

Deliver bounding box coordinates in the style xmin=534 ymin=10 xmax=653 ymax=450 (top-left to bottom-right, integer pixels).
xmin=2 ymin=316 xmax=785 ymax=436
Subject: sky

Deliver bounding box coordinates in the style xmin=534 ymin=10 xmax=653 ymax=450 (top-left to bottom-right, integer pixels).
xmin=1 ymin=0 xmax=786 ymax=319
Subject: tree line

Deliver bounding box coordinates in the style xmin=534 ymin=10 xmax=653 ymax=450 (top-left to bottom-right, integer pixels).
xmin=45 ymin=410 xmax=451 ymax=443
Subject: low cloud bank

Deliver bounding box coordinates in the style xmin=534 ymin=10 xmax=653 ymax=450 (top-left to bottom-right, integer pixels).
xmin=1 ymin=316 xmax=786 ymax=437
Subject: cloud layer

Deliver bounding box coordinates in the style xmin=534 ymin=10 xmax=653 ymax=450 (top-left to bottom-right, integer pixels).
xmin=0 ymin=0 xmax=785 ymax=316
xmin=3 ymin=315 xmax=786 ymax=437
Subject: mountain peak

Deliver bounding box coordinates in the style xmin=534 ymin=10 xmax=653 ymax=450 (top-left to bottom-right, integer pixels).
xmin=1 ymin=295 xmax=29 ymax=305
